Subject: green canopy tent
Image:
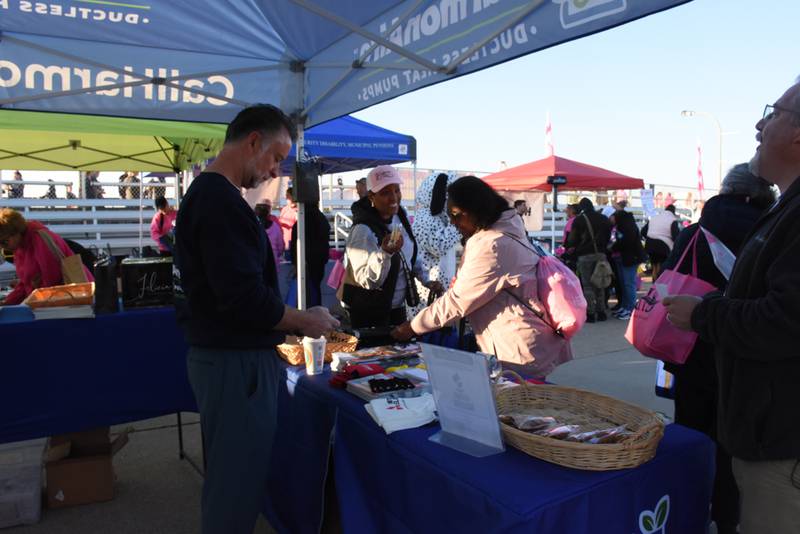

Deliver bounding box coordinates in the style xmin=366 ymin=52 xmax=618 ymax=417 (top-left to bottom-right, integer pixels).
xmin=0 ymin=110 xmax=224 ymax=172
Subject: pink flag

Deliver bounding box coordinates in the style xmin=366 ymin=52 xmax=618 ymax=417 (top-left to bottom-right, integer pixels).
xmin=545 ymin=112 xmax=554 ymax=157
xmin=696 ymin=142 xmax=705 ymax=200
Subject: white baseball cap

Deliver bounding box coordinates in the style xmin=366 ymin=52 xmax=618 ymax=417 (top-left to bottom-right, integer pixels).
xmin=367 ymin=165 xmax=403 ymax=193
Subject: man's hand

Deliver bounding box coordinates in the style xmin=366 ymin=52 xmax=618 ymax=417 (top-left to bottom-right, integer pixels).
xmin=391 ymin=321 xmax=416 ymax=342
xmin=380 ymin=233 xmax=403 ymax=254
xmin=299 ymin=306 xmax=340 ymax=339
xmin=662 ymin=295 xmax=702 ymax=331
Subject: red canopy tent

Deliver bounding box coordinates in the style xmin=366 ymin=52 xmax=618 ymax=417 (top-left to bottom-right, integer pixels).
xmin=482 ymin=155 xmax=644 ymax=191
xmin=482 ymin=155 xmax=645 ymax=248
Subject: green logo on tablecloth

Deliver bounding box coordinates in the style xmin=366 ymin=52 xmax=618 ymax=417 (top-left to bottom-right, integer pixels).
xmin=639 ymin=494 xmax=669 ymax=534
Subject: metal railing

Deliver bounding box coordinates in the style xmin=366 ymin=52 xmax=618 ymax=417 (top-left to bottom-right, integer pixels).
xmin=333 ymin=211 xmax=352 ymax=250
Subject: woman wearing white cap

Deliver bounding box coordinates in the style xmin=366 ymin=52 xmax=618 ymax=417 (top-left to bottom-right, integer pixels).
xmin=342 ymin=165 xmax=442 ymax=331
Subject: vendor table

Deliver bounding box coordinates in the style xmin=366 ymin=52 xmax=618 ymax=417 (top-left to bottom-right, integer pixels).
xmin=277 ymin=365 xmax=715 ymax=534
xmin=1 ymin=308 xmax=715 ymax=533
xmin=1 ymin=308 xmax=196 ymax=444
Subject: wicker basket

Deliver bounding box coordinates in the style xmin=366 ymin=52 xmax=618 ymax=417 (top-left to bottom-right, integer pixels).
xmin=495 ymin=372 xmax=664 ymax=470
xmin=276 ymin=332 xmax=359 ymax=366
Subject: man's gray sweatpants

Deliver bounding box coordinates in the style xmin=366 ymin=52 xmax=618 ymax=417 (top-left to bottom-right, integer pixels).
xmin=187 ymin=346 xmax=280 ymax=534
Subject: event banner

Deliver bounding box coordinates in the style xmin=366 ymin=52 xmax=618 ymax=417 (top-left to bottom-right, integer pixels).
xmin=1 ymin=0 xmax=692 ymax=125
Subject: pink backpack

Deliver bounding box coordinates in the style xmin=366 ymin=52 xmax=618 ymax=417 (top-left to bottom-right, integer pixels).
xmin=504 ymin=234 xmax=587 ymax=339
xmin=535 ymin=254 xmax=587 ymax=339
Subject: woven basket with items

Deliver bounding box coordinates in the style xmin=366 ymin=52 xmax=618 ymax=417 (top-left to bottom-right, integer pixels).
xmin=276 ymin=331 xmax=358 ymax=366
xmin=495 ymin=372 xmax=664 ymax=471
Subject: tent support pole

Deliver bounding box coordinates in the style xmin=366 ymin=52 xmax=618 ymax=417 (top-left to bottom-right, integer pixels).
xmin=289 ymin=0 xmax=444 ymax=73
xmin=296 ymin=124 xmax=307 ymax=311
xmin=551 ymin=184 xmax=557 ymax=251
xmin=412 ymin=161 xmax=417 ymax=213
xmin=138 ymin=175 xmax=144 ymax=254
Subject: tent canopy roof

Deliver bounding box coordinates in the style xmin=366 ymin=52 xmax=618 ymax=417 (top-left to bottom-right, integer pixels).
xmin=0 ymin=1 xmax=693 ymax=127
xmin=482 ymin=155 xmax=645 ymax=192
xmin=0 ymin=110 xmax=414 ymax=173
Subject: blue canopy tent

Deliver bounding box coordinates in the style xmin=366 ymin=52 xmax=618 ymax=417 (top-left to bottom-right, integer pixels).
xmin=284 ymin=114 xmax=415 ymax=174
xmin=0 ymin=0 xmax=692 ymax=308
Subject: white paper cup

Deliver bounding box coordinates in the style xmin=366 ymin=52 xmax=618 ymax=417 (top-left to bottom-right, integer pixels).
xmin=302 ymin=336 xmax=327 ymax=375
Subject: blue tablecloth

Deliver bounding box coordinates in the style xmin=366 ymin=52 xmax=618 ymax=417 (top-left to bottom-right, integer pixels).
xmin=274 ymin=363 xmax=715 ymax=534
xmin=1 ymin=308 xmax=715 ymax=533
xmin=0 ymin=308 xmax=196 ymax=444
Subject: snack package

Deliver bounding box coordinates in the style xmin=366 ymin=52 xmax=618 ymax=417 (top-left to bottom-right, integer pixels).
xmin=565 ymin=425 xmax=633 ymax=444
xmin=533 ymin=424 xmax=581 ymax=440
xmin=500 ymin=414 xmax=558 ymax=433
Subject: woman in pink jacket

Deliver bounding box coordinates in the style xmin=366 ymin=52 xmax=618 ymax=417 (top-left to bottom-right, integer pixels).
xmin=0 ymin=208 xmax=94 ymax=305
xmin=392 ymin=176 xmax=572 ymax=379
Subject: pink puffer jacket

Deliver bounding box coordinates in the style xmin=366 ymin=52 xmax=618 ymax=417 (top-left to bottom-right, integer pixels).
xmin=410 ymin=210 xmax=572 ymax=377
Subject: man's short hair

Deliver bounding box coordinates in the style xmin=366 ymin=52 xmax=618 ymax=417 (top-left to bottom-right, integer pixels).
xmin=513 ymin=199 xmax=527 ymax=208
xmin=225 ymin=104 xmax=297 ymax=145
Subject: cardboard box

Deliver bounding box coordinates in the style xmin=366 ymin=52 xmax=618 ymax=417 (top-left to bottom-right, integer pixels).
xmin=45 ymin=427 xmax=129 ymax=509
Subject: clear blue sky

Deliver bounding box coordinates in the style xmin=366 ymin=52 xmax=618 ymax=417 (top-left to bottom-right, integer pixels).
xmin=353 ymin=0 xmax=800 ymax=191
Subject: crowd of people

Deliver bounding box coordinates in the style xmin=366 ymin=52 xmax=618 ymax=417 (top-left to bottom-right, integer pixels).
xmin=2 ymin=79 xmax=799 ymax=534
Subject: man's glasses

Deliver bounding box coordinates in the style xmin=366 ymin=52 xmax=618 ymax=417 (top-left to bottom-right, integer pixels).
xmin=763 ymin=104 xmax=800 ymax=121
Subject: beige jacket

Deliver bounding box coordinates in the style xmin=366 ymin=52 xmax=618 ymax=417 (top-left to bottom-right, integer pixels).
xmin=411 ymin=210 xmax=572 ymax=377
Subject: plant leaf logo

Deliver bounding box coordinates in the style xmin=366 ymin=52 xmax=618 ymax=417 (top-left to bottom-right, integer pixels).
xmin=639 ymin=494 xmax=669 ymax=534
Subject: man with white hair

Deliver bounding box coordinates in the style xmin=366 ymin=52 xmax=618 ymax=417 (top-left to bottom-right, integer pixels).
xmin=664 ymin=81 xmax=800 ymax=533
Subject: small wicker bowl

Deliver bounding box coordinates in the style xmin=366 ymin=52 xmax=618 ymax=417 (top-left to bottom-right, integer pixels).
xmin=276 ymin=331 xmax=358 ymax=366
xmin=495 ymin=372 xmax=664 ymax=471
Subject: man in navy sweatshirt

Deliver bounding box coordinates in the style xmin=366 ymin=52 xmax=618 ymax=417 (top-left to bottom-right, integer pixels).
xmin=665 ymin=81 xmax=800 ymax=533
xmin=174 ymin=104 xmax=339 ymax=534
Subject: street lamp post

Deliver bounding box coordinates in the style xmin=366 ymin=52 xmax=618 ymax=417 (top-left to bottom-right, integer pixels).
xmin=681 ymin=110 xmax=723 ymax=190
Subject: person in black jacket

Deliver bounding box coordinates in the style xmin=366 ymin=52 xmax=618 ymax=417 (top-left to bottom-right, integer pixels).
xmin=173 ymin=104 xmax=339 ymax=534
xmin=662 ymin=164 xmax=775 ymax=534
xmin=566 ymin=197 xmax=612 ymax=322
xmin=608 ymin=209 xmax=645 ymax=320
xmin=290 ymin=201 xmax=331 ymax=307
xmin=665 ymin=82 xmax=800 ymax=534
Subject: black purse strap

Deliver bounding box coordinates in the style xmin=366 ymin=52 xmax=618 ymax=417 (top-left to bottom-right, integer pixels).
xmin=582 ymin=213 xmax=600 ymax=254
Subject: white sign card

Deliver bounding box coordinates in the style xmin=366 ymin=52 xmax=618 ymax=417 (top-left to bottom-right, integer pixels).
xmin=420 ymin=343 xmax=505 ymax=457
xmin=640 ymin=189 xmax=657 ymax=218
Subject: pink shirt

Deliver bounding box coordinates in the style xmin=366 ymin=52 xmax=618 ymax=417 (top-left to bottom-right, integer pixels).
xmin=279 ymin=204 xmax=297 ymax=249
xmin=150 ymin=210 xmax=178 ymax=252
xmin=5 ymin=221 xmax=94 ymax=305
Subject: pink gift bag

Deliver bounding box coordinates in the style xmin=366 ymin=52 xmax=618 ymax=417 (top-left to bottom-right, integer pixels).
xmin=625 ymin=231 xmax=717 ymax=364
xmin=327 ymin=259 xmax=346 ymax=290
